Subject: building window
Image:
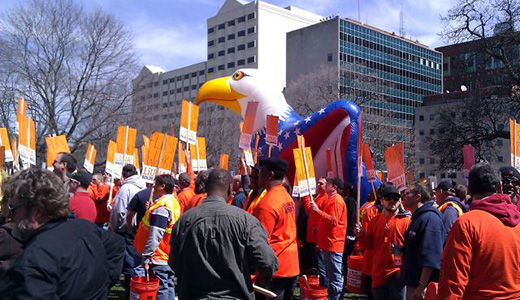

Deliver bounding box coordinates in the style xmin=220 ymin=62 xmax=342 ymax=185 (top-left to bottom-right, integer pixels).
xmin=218 ymin=64 xmax=225 ymax=71
xmin=228 ymin=34 xmax=235 ymax=40
xmin=227 ymin=62 xmax=235 ymax=68
xmin=163 ymin=79 xmax=168 ymax=85
xmin=247 ymin=27 xmax=255 ymax=34
xmin=176 ymin=88 xmax=182 ymax=93
xmin=208 ymin=53 xmax=214 ymax=59
xmin=327 ymin=53 xmax=333 ymax=62
xmin=208 ymin=40 xmax=214 ymax=47
xmin=191 ymin=72 xmax=197 ymax=78
xmin=162 ymin=103 xmax=168 ymax=108
xmin=419 ymin=158 xmax=425 ymax=164
xmin=238 ymin=30 xmax=245 ymax=37
xmin=183 ymin=86 xmax=189 ymax=92
xmin=169 ymin=90 xmax=175 ymax=95
xmin=247 ymin=41 xmax=255 ymax=48
xmin=237 ymin=44 xmax=245 ymax=51
xmin=419 ymin=115 xmax=424 ymax=121
xmin=218 ymin=37 xmax=225 ymax=43
xmin=227 ymin=20 xmax=235 ymax=26
xmin=191 ymin=85 xmax=197 ymax=90
xmin=169 ymin=78 xmax=175 ymax=83
xmin=176 ymin=76 xmax=182 ymax=81
xmin=419 ymin=130 xmax=424 ymax=136
xmin=237 ymin=59 xmax=245 ymax=66
xmin=247 ymin=12 xmax=255 ymax=20
xmin=218 ymin=50 xmax=225 ymax=56
xmin=208 ymin=67 xmax=214 ymax=73
xmin=208 ymin=27 xmax=214 ymax=34
xmin=430 ymin=129 xmax=435 ymax=135
xmin=198 ymin=70 xmax=205 ymax=76
xmin=227 ymin=47 xmax=235 ymax=54
xmin=238 ymin=16 xmax=245 ymax=23
xmin=162 ymin=91 xmax=168 ymax=96
xmin=247 ymin=56 xmax=255 ymax=63
xmin=429 ymin=114 xmax=435 ymax=120
xmin=153 ymin=93 xmax=159 ymax=98
xmin=218 ymin=23 xmax=225 ymax=30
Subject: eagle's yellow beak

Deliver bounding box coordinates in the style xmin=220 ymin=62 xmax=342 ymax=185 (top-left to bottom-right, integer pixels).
xmin=195 ymin=76 xmax=245 ymax=114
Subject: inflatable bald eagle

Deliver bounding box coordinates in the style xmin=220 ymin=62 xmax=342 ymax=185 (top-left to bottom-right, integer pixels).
xmin=196 ymin=68 xmax=378 ymax=203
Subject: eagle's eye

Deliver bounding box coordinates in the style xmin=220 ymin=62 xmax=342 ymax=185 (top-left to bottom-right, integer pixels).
xmin=232 ymin=71 xmax=245 ymax=81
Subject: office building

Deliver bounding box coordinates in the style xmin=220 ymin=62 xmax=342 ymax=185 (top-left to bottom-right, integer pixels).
xmin=132 ymin=0 xmax=322 ymax=164
xmin=286 ymin=17 xmax=443 ymax=167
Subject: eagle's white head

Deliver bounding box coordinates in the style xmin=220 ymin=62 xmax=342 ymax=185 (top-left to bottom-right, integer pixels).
xmin=196 ymin=68 xmax=293 ymax=133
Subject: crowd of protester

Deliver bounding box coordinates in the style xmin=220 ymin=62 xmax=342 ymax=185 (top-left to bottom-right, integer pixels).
xmin=0 ymin=150 xmax=519 ymax=299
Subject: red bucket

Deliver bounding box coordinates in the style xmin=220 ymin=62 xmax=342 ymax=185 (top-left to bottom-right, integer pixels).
xmin=299 ymin=275 xmax=320 ymax=288
xmin=303 ymin=285 xmax=327 ymax=300
xmin=346 ymin=255 xmax=366 ymax=294
xmin=130 ymin=276 xmax=160 ymax=300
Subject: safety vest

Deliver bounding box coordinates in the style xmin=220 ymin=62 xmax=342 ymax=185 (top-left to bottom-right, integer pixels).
xmin=360 ymin=201 xmax=375 ymax=220
xmin=438 ymin=201 xmax=464 ymax=217
xmin=134 ymin=194 xmax=181 ymax=262
xmin=246 ymin=189 xmax=267 ymax=214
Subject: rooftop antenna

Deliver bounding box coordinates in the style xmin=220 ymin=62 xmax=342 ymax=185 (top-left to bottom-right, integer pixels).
xmin=399 ymin=0 xmax=406 ymax=36
xmin=357 ymin=0 xmax=360 ymax=21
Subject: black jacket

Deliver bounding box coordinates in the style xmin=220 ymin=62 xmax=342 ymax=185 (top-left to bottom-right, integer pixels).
xmin=402 ymin=201 xmax=446 ymax=287
xmin=0 ymin=218 xmax=125 ymax=299
xmin=170 ymin=195 xmax=278 ymax=300
xmin=0 ymin=223 xmax=23 ymax=277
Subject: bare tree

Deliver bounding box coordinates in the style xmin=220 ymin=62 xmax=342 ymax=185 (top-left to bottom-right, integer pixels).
xmin=0 ymin=0 xmax=138 ymax=164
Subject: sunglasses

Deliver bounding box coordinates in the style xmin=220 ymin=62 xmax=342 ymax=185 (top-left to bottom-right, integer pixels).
xmin=383 ymin=196 xmax=400 ymax=202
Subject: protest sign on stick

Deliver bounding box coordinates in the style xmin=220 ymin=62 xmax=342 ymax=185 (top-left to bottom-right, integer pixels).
xmin=196 ymin=137 xmax=207 ymax=171
xmin=11 ymin=138 xmax=19 ymax=171
xmin=16 ymin=97 xmax=27 ymax=134
xmin=45 ymin=135 xmax=70 ymax=168
xmin=265 ymin=115 xmax=279 ymax=157
xmin=84 ymin=144 xmax=97 ymax=173
xmin=385 ymin=143 xmax=406 ymax=191
xmin=293 ymin=145 xmax=316 ymax=198
xmin=254 ymin=135 xmax=260 ymax=164
xmin=178 ymin=145 xmax=187 ymax=174
xmin=362 ymin=143 xmax=377 ymax=201
xmin=0 ymin=128 xmax=13 ymax=162
xmin=179 ymin=100 xmax=199 ymax=145
xmin=18 ymin=115 xmax=36 ymax=168
xmin=219 ymin=154 xmax=229 ymax=170
xmin=516 ymin=123 xmax=520 ymax=169
xmin=115 ymin=126 xmax=137 ymax=178
xmin=462 ymin=144 xmax=475 ymax=179
xmin=239 ymin=101 xmax=259 ymax=150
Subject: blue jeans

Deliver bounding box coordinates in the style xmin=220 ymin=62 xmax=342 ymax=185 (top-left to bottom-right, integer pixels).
xmin=151 ymin=264 xmax=175 ymax=300
xmin=319 ymin=251 xmax=344 ymax=300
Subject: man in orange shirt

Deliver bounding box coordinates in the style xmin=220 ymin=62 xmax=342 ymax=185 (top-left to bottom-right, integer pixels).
xmin=438 ymin=163 xmax=520 ymax=299
xmin=88 ymin=173 xmax=111 ymax=228
xmin=252 ymin=158 xmax=299 ymax=300
xmin=355 ymin=184 xmax=410 ymax=300
xmin=309 ymin=177 xmax=347 ymax=300
xmin=177 ymin=172 xmax=195 ymax=214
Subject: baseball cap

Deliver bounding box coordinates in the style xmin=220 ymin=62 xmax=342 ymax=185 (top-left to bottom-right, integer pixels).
xmin=70 ymin=171 xmax=92 ymax=189
xmin=436 ymin=179 xmax=456 ymax=191
xmin=381 ymin=184 xmax=400 ymax=198
xmin=259 ymin=157 xmax=288 ymax=179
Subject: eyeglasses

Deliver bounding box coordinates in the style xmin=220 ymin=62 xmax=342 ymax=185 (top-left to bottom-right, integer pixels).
xmin=8 ymin=202 xmax=25 ymax=216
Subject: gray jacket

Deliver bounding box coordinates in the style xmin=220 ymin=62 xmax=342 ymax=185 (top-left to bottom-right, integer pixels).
xmin=109 ymin=175 xmax=146 ymax=232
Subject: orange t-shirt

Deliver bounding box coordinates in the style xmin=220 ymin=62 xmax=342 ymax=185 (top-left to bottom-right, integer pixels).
xmin=88 ymin=184 xmax=111 ymax=224
xmin=438 ymin=210 xmax=520 ymax=299
xmin=306 ymin=192 xmax=328 ymax=243
xmin=313 ymin=193 xmax=347 ymax=252
xmin=359 ymin=213 xmax=410 ymax=287
xmin=252 ymin=184 xmax=299 ymax=278
xmin=177 ymin=188 xmax=195 ymax=214
xmin=360 ymin=204 xmax=380 ymax=275
xmin=187 ymin=193 xmax=206 ymax=209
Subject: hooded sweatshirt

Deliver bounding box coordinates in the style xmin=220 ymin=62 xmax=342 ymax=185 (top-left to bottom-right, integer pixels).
xmin=438 ymin=196 xmax=468 ymax=234
xmin=402 ymin=201 xmax=445 ymax=287
xmin=438 ymin=194 xmax=520 ymax=299
xmin=110 ymin=175 xmax=147 ymax=232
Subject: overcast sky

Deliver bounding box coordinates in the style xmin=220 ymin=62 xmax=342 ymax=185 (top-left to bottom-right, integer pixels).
xmin=1 ymin=0 xmax=453 ymax=71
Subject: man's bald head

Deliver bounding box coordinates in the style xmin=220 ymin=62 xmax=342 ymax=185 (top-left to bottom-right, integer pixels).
xmin=232 ymin=175 xmax=242 ymax=192
xmin=206 ymin=168 xmax=232 ymax=199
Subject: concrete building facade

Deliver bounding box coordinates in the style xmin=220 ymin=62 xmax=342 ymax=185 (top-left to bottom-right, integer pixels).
xmin=132 ymin=0 xmax=322 ymax=163
xmin=286 ymin=17 xmax=443 ymax=167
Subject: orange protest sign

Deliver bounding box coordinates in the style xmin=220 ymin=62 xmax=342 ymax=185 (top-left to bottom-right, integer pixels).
xmin=142 ymin=132 xmax=178 ymax=182
xmin=84 ymin=143 xmax=97 ymax=173
xmin=297 ymin=135 xmax=305 ymax=148
xmin=133 ymin=148 xmax=140 ymax=172
xmin=326 ymin=148 xmax=333 ymax=177
xmin=16 ymin=98 xmax=27 ymax=130
xmin=196 ymin=137 xmax=207 ymax=171
xmin=219 ymin=154 xmax=229 ymax=170
xmin=178 ymin=144 xmax=187 ymax=173
xmin=105 ymin=140 xmax=117 ymax=176
xmin=293 ymin=146 xmax=316 ymax=196
xmin=11 ymin=137 xmax=19 ymax=170
xmin=516 ymin=123 xmax=520 ymax=168
xmin=159 ymin=135 xmax=177 ymax=174
xmin=116 ymin=126 xmax=137 ymax=156
xmin=179 ymin=99 xmax=199 ymax=145
xmin=265 ymin=115 xmax=279 ymax=146
xmin=385 ymin=143 xmax=405 ymax=191
xmin=0 ymin=128 xmax=13 ymax=162
xmin=142 ymin=135 xmax=150 ymax=163
xmin=239 ymin=101 xmax=259 ymax=149
xmin=510 ymin=119 xmax=516 ymax=167
xmin=254 ymin=135 xmax=260 ymax=164
xmin=18 ymin=114 xmax=36 ymax=167
xmin=363 ymin=143 xmax=376 ymax=183
xmin=45 ymin=135 xmax=70 ymax=168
